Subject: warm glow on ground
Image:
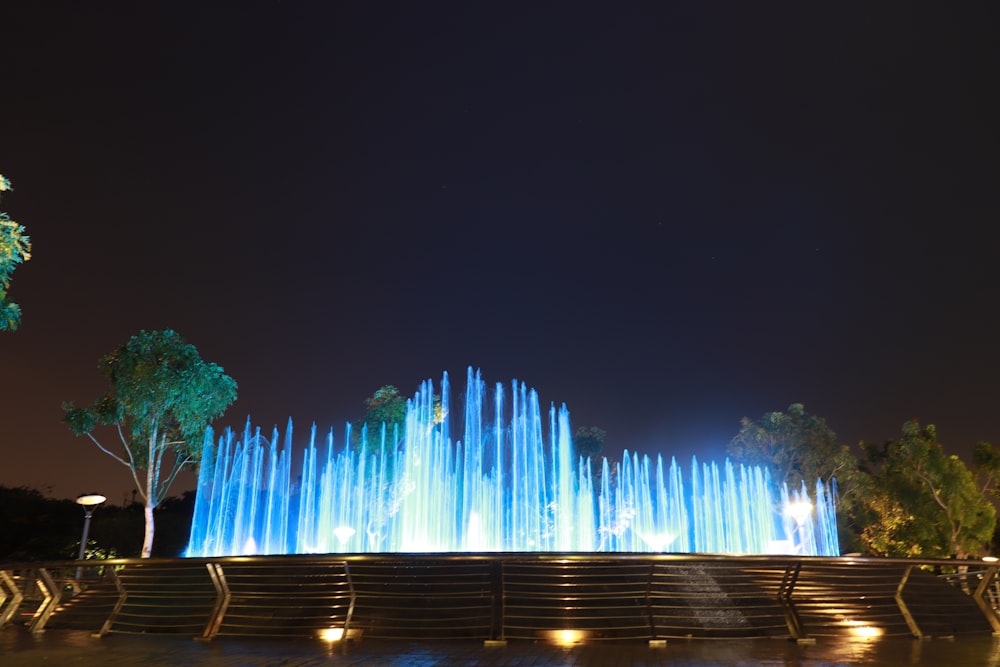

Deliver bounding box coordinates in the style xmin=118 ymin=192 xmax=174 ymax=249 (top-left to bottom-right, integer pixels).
xmin=319 ymin=627 xmax=344 ymax=642
xmin=841 ymin=619 xmax=883 ymax=638
xmin=545 ymin=629 xmax=588 ymax=646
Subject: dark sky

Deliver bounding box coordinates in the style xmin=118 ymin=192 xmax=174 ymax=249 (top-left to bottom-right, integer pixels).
xmin=2 ymin=3 xmax=998 ymax=502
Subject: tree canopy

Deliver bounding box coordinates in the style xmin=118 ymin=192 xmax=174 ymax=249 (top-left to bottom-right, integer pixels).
xmin=0 ymin=174 xmax=31 ymax=331
xmin=363 ymin=385 xmax=408 ymax=433
xmin=858 ymin=422 xmax=996 ymax=559
xmin=352 ymin=385 xmax=408 ymax=454
xmin=573 ymin=426 xmax=606 ymax=462
xmin=63 ymin=329 xmax=237 ymax=557
xmin=728 ymin=403 xmax=856 ymax=490
xmin=728 ymin=403 xmax=865 ymax=552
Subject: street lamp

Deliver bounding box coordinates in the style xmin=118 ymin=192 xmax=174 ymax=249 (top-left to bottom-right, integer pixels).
xmin=75 ymin=493 xmax=106 ymax=577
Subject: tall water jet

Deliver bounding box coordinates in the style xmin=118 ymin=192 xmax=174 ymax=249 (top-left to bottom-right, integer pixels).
xmin=185 ymin=368 xmax=839 ymax=557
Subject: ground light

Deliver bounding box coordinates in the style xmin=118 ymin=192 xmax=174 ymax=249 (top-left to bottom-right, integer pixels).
xmin=785 ymin=499 xmax=814 ymax=554
xmin=544 ymin=629 xmax=589 ymax=646
xmin=319 ymin=627 xmax=344 ymax=642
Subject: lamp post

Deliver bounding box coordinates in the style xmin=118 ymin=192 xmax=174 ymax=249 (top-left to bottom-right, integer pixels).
xmin=75 ymin=493 xmax=106 ymax=579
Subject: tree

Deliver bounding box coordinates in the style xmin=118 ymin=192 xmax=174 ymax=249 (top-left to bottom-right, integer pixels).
xmin=363 ymin=385 xmax=408 ymax=434
xmin=728 ymin=404 xmax=855 ymax=489
xmin=573 ymin=425 xmax=611 ymax=495
xmin=0 ymin=174 xmax=32 ymax=331
xmin=972 ymin=440 xmax=1000 ymax=498
xmin=351 ymin=384 xmax=446 ymax=449
xmin=63 ymin=329 xmax=237 ymax=557
xmin=728 ymin=403 xmax=862 ymax=552
xmin=0 ymin=486 xmax=79 ymax=561
xmin=353 ymin=385 xmax=408 ymax=454
xmin=858 ymin=422 xmax=996 ymax=559
xmin=573 ymin=426 xmax=606 ymax=462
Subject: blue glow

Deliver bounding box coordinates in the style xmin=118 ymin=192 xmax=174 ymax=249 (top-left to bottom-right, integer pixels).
xmin=185 ymin=368 xmax=839 ymax=556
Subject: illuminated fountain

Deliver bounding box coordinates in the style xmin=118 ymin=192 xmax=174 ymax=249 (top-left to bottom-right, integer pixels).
xmin=185 ymin=368 xmax=839 ymax=557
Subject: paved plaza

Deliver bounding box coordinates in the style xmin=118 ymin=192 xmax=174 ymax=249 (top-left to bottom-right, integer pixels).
xmin=4 ymin=629 xmax=1000 ymax=667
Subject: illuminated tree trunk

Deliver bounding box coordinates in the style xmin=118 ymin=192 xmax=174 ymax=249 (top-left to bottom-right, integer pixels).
xmin=142 ymin=501 xmax=155 ymax=558
xmin=141 ymin=435 xmax=156 ymax=558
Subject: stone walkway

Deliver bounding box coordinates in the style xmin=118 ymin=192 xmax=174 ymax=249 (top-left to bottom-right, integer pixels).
xmin=3 ymin=628 xmax=999 ymax=666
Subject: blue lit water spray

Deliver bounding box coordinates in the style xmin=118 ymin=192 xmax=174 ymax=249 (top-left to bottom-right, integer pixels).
xmin=185 ymin=368 xmax=839 ymax=557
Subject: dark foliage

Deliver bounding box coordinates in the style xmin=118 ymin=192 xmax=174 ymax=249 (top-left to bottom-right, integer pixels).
xmin=0 ymin=486 xmax=195 ymax=562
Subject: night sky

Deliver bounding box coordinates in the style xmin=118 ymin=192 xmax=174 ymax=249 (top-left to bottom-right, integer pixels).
xmin=2 ymin=3 xmax=998 ymax=502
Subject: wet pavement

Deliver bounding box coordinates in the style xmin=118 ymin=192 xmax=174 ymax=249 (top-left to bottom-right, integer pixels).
xmin=4 ymin=629 xmax=1000 ymax=666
